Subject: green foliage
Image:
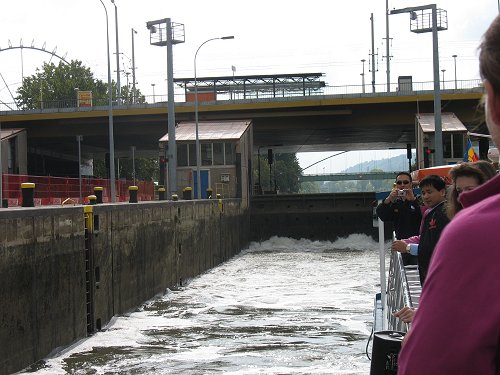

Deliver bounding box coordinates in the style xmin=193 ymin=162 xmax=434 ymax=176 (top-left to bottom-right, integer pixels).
xmin=15 ymin=59 xmax=145 ymax=109
xmin=92 ymin=158 xmax=159 ymax=181
xmin=253 ymin=152 xmax=302 ymax=193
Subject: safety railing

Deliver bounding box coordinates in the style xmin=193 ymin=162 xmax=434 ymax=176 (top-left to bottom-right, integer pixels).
xmin=0 ymin=79 xmax=483 ymax=113
xmin=0 ymin=173 xmax=154 ymax=206
xmin=386 ymin=250 xmax=418 ymax=333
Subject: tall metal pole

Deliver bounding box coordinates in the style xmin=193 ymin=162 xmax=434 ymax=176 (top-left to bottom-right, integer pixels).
xmin=151 ymin=83 xmax=156 ymax=103
xmin=99 ymin=0 xmax=116 ymax=202
xmin=131 ymin=145 xmax=136 ymax=185
xmin=361 ymin=59 xmax=366 ymax=93
xmin=111 ymin=0 xmax=121 ymax=104
xmin=385 ymin=0 xmax=391 ymax=92
xmin=431 ymin=5 xmax=443 ymax=165
xmin=131 ymin=28 xmax=137 ymax=104
xmin=452 ymin=54 xmax=457 ymax=89
xmin=77 ymin=135 xmax=83 ymax=202
xmin=371 ymin=13 xmax=376 ymax=93
xmin=441 ymin=69 xmax=446 ymax=89
xmin=194 ymin=36 xmax=234 ymax=199
xmin=166 ymin=19 xmax=177 ymax=198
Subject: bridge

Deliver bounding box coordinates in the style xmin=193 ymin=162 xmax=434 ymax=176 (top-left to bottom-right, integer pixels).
xmin=0 ymin=77 xmax=484 ymax=159
xmin=299 ymin=171 xmax=399 ymax=182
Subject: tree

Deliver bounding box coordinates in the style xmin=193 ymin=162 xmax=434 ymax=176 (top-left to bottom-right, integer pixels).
xmin=16 ymin=59 xmax=145 ymax=109
xmin=253 ymin=152 xmax=302 ymax=193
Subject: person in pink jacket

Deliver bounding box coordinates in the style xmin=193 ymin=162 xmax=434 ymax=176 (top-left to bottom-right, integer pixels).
xmin=397 ymin=14 xmax=500 ymax=374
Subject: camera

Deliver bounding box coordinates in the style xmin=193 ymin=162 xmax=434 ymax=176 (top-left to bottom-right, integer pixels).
xmin=397 ymin=189 xmax=407 ymax=197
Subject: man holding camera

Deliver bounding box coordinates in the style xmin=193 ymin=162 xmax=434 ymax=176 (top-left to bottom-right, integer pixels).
xmin=376 ymin=172 xmax=422 ymax=265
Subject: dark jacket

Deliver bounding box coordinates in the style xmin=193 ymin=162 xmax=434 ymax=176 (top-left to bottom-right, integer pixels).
xmin=376 ymin=196 xmax=422 ymax=239
xmin=376 ymin=196 xmax=422 ymax=266
xmin=417 ymin=201 xmax=450 ymax=286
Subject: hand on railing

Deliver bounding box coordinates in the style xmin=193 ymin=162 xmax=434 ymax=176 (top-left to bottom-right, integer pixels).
xmin=393 ymin=306 xmax=416 ymax=323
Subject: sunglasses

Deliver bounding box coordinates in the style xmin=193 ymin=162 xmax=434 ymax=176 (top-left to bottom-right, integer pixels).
xmin=396 ymin=180 xmax=411 ymax=185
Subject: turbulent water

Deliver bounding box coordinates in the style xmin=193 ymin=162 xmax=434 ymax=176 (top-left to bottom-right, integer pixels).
xmin=21 ymin=234 xmax=384 ymax=375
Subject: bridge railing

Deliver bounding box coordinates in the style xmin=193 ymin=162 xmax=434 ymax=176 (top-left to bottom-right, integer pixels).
xmin=0 ymin=173 xmax=155 ymax=206
xmin=0 ymin=79 xmax=483 ymax=113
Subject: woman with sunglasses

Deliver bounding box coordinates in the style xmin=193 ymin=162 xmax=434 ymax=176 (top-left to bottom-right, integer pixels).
xmin=376 ymin=171 xmax=422 ymax=265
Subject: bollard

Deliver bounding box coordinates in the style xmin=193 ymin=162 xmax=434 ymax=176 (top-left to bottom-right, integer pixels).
xmin=158 ymin=186 xmax=166 ymax=200
xmin=182 ymin=187 xmax=192 ymax=200
xmin=88 ymin=195 xmax=97 ymax=205
xmin=128 ymin=185 xmax=138 ymax=203
xmin=206 ymin=188 xmax=213 ymax=199
xmin=94 ymin=186 xmax=103 ymax=204
xmin=172 ymin=194 xmax=179 ymax=201
xmin=21 ymin=182 xmax=35 ymax=207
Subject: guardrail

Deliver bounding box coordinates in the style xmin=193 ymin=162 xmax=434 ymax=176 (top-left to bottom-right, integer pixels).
xmin=386 ymin=251 xmax=416 ymax=333
xmin=0 ymin=173 xmax=155 ymax=206
xmin=0 ymin=79 xmax=483 ymax=113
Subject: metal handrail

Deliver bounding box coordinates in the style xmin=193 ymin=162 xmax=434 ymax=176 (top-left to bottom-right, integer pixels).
xmin=386 ymin=245 xmax=416 ymax=333
xmin=0 ymin=79 xmax=482 ymax=113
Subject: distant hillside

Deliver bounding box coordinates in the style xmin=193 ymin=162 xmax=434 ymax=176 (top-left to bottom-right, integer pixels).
xmin=342 ymin=153 xmax=415 ymax=173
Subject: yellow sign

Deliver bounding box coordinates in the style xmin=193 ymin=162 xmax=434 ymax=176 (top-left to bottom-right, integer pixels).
xmin=77 ymin=91 xmax=93 ymax=107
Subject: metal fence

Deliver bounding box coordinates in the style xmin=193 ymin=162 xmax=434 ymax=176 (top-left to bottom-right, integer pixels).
xmin=0 ymin=79 xmax=483 ymax=113
xmin=0 ymin=173 xmax=155 ymax=206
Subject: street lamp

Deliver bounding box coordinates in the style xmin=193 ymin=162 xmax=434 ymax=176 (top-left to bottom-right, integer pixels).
xmin=441 ymin=69 xmax=446 ymax=89
xmin=76 ymin=135 xmax=83 ymax=202
xmin=110 ymin=0 xmax=121 ymax=104
xmin=361 ymin=59 xmax=366 ymax=93
xmin=151 ymin=83 xmax=156 ymax=103
xmin=98 ymin=0 xmax=116 ymax=202
xmin=390 ymin=4 xmax=448 ymax=166
xmin=452 ymin=54 xmax=458 ymax=89
xmin=194 ymin=35 xmax=234 ymax=199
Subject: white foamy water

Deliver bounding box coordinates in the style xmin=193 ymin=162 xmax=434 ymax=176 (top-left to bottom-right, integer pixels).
xmin=20 ymin=234 xmax=384 ymax=375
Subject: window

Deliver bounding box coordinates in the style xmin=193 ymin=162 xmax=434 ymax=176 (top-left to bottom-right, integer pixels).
xmin=188 ymin=143 xmax=197 ymax=166
xmin=177 ymin=144 xmax=188 ymax=167
xmin=225 ymin=142 xmax=235 ymax=165
xmin=201 ymin=143 xmax=212 ymax=166
xmin=213 ymin=143 xmax=224 ymax=165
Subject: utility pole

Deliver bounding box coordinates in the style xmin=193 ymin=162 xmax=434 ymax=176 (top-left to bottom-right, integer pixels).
xmin=370 ymin=13 xmax=376 ymax=93
xmin=131 ymin=28 xmax=137 ymax=103
xmin=385 ymin=0 xmax=391 ymax=92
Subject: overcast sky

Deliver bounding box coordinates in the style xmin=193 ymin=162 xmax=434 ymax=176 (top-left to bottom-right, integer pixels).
xmin=0 ymin=0 xmax=497 ymax=172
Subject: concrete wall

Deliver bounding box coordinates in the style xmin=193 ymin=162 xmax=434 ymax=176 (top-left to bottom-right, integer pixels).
xmin=0 ymin=199 xmax=249 ymax=375
xmin=250 ymin=192 xmax=378 ymax=242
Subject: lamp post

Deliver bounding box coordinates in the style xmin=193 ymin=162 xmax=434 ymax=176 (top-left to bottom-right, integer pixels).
xmin=98 ymin=0 xmax=116 ymax=202
xmin=361 ymin=59 xmax=366 ymax=93
xmin=131 ymin=28 xmax=137 ymax=104
xmin=452 ymin=54 xmax=458 ymax=89
xmin=151 ymin=83 xmax=156 ymax=103
xmin=110 ymin=0 xmax=121 ymax=104
xmin=194 ymin=35 xmax=234 ymax=199
xmin=77 ymin=135 xmax=83 ymax=202
xmin=441 ymin=69 xmax=446 ymax=89
xmin=390 ymin=4 xmax=447 ymax=166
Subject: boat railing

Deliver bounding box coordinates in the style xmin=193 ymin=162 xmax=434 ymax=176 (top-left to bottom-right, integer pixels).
xmin=386 ymin=251 xmax=419 ymax=332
